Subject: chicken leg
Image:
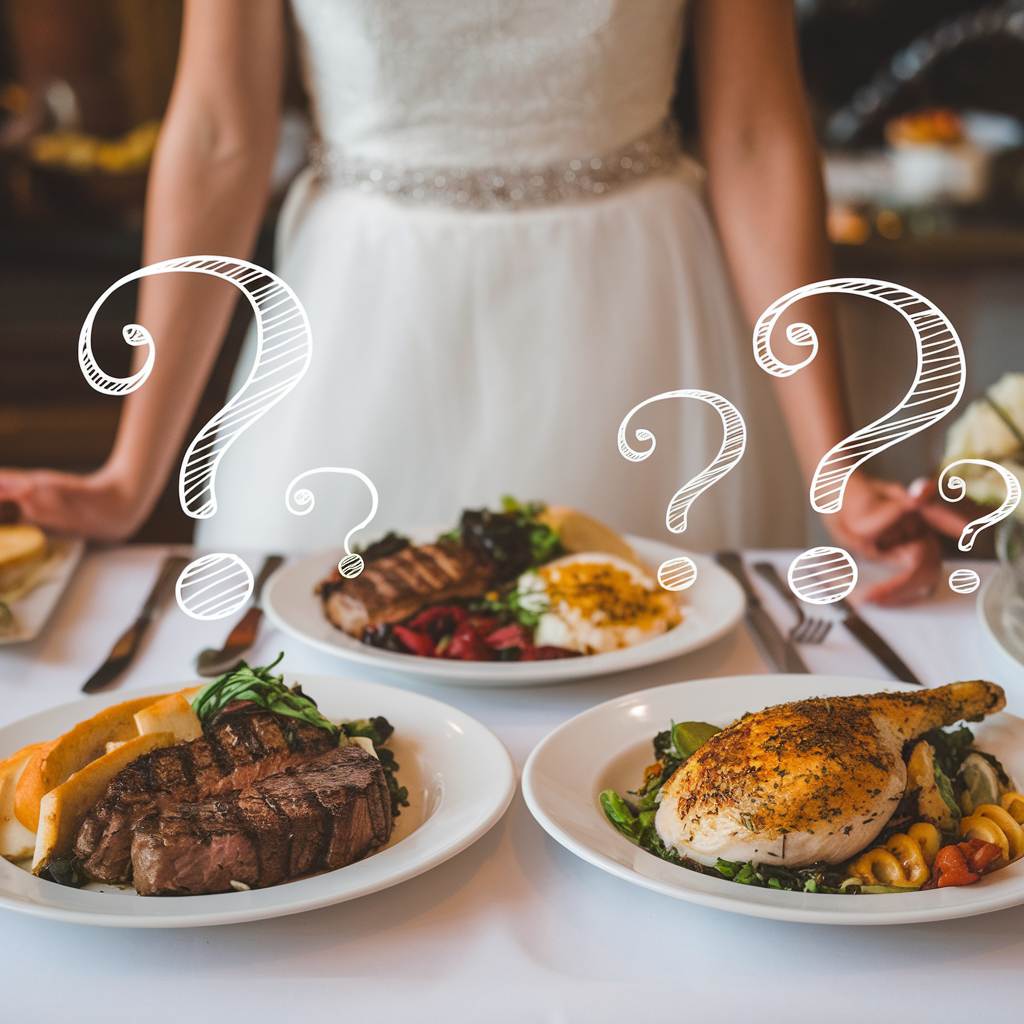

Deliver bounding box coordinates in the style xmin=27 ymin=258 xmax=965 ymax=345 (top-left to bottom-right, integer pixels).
xmin=655 ymin=680 xmax=1005 ymax=867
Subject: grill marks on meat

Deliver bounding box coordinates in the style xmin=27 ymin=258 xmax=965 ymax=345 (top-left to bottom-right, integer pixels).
xmin=322 ymin=539 xmax=492 ymax=636
xmin=74 ymin=705 xmax=335 ymax=883
xmin=131 ymin=746 xmax=392 ymax=896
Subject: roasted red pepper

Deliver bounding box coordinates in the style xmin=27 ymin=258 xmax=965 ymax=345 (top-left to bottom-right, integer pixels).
xmin=443 ymin=622 xmax=495 ymax=660
xmin=406 ymin=605 xmax=469 ymax=641
xmin=486 ymin=623 xmax=534 ymax=650
xmin=392 ymin=625 xmax=436 ymax=657
xmin=958 ymin=838 xmax=1003 ymax=875
xmin=932 ymin=844 xmax=980 ymax=888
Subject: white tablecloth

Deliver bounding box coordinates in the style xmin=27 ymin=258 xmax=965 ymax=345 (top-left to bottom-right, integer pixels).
xmin=2 ymin=546 xmax=1023 ymax=1023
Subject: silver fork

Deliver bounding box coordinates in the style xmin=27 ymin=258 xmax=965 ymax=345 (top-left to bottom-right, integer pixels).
xmin=754 ymin=562 xmax=833 ymax=645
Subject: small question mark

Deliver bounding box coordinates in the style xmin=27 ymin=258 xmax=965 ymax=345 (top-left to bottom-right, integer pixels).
xmin=80 ymin=256 xmax=313 ymax=619
xmin=754 ymin=278 xmax=966 ymax=605
xmin=618 ymin=389 xmax=747 ymax=590
xmin=939 ymin=459 xmax=1021 ymax=594
xmin=284 ymin=467 xmax=378 ymax=578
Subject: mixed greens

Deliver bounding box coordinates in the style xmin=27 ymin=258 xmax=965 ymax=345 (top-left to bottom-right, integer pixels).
xmin=456 ymin=496 xmax=563 ymax=583
xmin=600 ymin=721 xmax=723 ymax=871
xmin=338 ymin=716 xmax=409 ymax=818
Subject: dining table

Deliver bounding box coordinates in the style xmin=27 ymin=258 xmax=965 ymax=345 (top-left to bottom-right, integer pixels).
xmin=2 ymin=543 xmax=1023 ymax=1023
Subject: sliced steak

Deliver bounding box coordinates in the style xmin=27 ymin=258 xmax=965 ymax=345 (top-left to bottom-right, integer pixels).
xmin=320 ymin=539 xmax=492 ymax=636
xmin=131 ymin=745 xmax=392 ymax=896
xmin=74 ymin=705 xmax=335 ymax=884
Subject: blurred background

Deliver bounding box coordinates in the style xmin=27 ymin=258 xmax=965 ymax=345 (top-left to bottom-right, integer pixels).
xmin=1 ymin=0 xmax=1022 ymax=543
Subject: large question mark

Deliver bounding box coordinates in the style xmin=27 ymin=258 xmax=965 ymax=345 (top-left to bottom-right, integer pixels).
xmin=754 ymin=278 xmax=966 ymax=605
xmin=285 ymin=467 xmax=378 ymax=578
xmin=618 ymin=389 xmax=747 ymax=590
xmin=80 ymin=256 xmax=312 ymax=619
xmin=939 ymin=459 xmax=1021 ymax=594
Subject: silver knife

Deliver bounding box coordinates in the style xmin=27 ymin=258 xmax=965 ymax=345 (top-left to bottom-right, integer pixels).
xmin=82 ymin=554 xmax=190 ymax=693
xmin=716 ymin=551 xmax=809 ymax=674
xmin=835 ymin=596 xmax=923 ymax=686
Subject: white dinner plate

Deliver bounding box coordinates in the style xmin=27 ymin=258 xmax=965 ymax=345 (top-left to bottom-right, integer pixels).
xmin=978 ymin=567 xmax=1024 ymax=674
xmin=523 ymin=673 xmax=1024 ymax=926
xmin=0 ymin=673 xmax=515 ymax=928
xmin=263 ymin=537 xmax=744 ymax=686
xmin=0 ymin=535 xmax=85 ymax=645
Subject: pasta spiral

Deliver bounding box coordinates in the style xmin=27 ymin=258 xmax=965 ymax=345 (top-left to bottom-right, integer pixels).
xmin=959 ymin=793 xmax=1024 ymax=864
xmin=845 ymin=823 xmax=942 ymax=887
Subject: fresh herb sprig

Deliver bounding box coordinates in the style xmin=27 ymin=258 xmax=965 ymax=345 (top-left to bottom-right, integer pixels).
xmin=191 ymin=654 xmax=339 ymax=737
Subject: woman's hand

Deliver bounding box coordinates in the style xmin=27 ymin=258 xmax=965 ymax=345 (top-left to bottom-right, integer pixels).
xmin=824 ymin=473 xmax=943 ymax=606
xmin=0 ymin=468 xmax=142 ymax=542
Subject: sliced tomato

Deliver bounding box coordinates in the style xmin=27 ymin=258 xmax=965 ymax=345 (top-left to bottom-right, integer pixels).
xmin=933 ymin=844 xmax=980 ymax=888
xmin=486 ymin=623 xmax=534 ymax=650
xmin=442 ymin=622 xmax=495 ymax=661
xmin=392 ymin=625 xmax=436 ymax=657
xmin=958 ymin=838 xmax=1003 ymax=875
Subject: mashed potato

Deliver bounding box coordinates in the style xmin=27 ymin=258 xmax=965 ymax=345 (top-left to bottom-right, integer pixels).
xmin=520 ymin=553 xmax=682 ymax=654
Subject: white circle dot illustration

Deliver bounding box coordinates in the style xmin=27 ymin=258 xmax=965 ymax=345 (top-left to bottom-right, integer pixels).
xmin=788 ymin=546 xmax=858 ymax=605
xmin=175 ymin=553 xmax=254 ymax=621
xmin=658 ymin=556 xmax=697 ymax=591
xmin=948 ymin=568 xmax=980 ymax=595
xmin=339 ymin=552 xmax=365 ymax=579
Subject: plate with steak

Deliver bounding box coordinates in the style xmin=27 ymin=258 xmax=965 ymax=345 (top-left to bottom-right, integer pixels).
xmin=263 ymin=502 xmax=744 ymax=686
xmin=0 ymin=667 xmax=515 ymax=927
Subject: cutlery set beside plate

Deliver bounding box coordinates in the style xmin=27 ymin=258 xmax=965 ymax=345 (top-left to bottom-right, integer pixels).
xmin=6 ymin=536 xmax=1017 ymax=928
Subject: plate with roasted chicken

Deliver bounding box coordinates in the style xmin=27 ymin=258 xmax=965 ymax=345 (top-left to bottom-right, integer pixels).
xmin=523 ymin=673 xmax=1024 ymax=925
xmin=0 ymin=660 xmax=515 ymax=927
xmin=262 ymin=500 xmax=744 ymax=685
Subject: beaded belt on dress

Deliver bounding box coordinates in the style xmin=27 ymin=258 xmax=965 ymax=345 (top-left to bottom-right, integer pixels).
xmin=311 ymin=120 xmax=682 ymax=210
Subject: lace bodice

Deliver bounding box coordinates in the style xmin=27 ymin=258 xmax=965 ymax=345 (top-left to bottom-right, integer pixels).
xmin=291 ymin=0 xmax=688 ymax=170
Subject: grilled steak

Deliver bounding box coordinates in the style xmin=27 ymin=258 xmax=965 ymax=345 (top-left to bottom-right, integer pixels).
xmin=131 ymin=744 xmax=391 ymax=896
xmin=320 ymin=539 xmax=491 ymax=636
xmin=74 ymin=704 xmax=335 ymax=883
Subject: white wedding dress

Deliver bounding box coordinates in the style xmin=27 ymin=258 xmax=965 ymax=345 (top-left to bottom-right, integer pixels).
xmin=197 ymin=0 xmax=806 ymax=555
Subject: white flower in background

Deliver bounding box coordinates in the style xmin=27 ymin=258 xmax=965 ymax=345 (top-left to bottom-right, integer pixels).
xmin=944 ymin=372 xmax=1024 ymax=519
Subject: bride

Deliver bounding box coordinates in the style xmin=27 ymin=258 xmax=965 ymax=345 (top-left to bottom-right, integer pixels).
xmin=0 ymin=0 xmax=952 ymax=603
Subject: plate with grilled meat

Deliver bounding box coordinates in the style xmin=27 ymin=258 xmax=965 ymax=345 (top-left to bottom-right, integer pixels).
xmin=262 ymin=502 xmax=744 ymax=685
xmin=0 ymin=662 xmax=515 ymax=927
xmin=523 ymin=674 xmax=1024 ymax=925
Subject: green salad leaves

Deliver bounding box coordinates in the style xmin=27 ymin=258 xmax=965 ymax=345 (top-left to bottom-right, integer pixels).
xmin=600 ymin=720 xmax=722 ymax=868
xmin=338 ymin=717 xmax=410 ymax=818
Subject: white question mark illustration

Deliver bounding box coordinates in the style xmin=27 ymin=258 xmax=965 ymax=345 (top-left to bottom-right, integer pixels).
xmin=754 ymin=278 xmax=966 ymax=604
xmin=285 ymin=467 xmax=378 ymax=578
xmin=938 ymin=459 xmax=1021 ymax=594
xmin=80 ymin=256 xmax=313 ymax=619
xmin=618 ymin=389 xmax=747 ymax=590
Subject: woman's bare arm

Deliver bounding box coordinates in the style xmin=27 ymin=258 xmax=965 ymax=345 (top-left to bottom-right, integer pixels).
xmin=0 ymin=0 xmax=285 ymax=539
xmin=693 ymin=0 xmax=940 ymax=603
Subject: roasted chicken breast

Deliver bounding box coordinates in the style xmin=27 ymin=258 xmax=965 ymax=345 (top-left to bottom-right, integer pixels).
xmin=656 ymin=680 xmax=1005 ymax=867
